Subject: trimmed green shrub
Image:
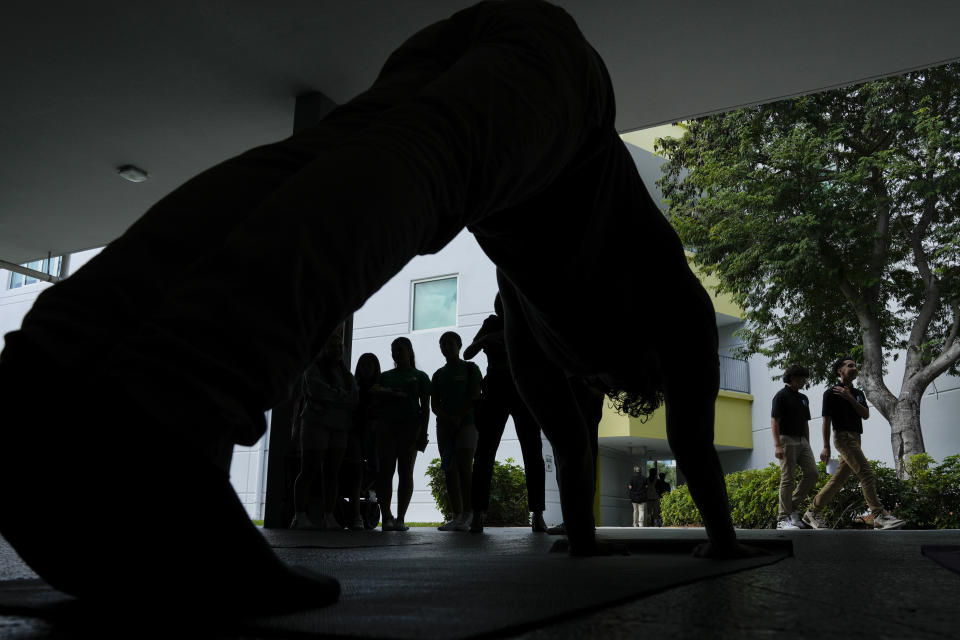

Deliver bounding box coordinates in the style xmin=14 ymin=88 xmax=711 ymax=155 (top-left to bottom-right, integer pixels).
xmin=659 ymin=481 xmax=700 ymax=527
xmin=426 ymin=457 xmax=530 ymax=525
xmin=660 ymin=454 xmax=960 ymax=529
xmin=897 ymin=453 xmax=960 ymax=529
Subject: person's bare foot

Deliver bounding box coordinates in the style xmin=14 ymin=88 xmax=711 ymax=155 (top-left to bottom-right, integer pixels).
xmin=531 ymin=512 xmax=547 ymax=533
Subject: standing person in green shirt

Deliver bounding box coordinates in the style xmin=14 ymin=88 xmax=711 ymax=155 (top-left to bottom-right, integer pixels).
xmin=432 ymin=331 xmax=483 ymax=532
xmin=374 ymin=337 xmax=431 ymax=532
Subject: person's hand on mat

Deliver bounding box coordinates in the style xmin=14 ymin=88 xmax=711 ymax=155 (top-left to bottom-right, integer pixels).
xmin=692 ymin=541 xmax=770 ymax=559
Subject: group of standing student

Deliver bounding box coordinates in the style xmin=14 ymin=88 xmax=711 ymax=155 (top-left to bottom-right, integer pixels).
xmin=291 ymin=334 xmax=429 ymax=532
xmin=772 ymin=355 xmax=905 ymax=531
xmin=628 ymin=466 xmax=671 ymax=527
xmin=292 ymin=295 xmax=553 ymax=534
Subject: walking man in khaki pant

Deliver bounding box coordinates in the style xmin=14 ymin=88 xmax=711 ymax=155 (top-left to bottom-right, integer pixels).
xmin=803 ymin=356 xmax=905 ymax=530
xmin=771 ymin=365 xmax=818 ymax=529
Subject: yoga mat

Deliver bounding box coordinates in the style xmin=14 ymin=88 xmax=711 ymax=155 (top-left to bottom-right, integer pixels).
xmin=263 ymin=528 xmax=431 ymax=549
xmin=0 ymin=532 xmax=789 ymax=638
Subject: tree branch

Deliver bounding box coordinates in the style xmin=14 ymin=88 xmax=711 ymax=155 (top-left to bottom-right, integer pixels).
xmin=903 ymin=192 xmax=942 ymax=384
xmin=911 ymin=335 xmax=960 ymax=396
xmin=947 ymin=298 xmax=960 ymax=349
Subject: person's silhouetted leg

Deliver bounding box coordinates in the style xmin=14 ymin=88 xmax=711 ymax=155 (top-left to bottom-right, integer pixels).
xmin=376 ymin=446 xmax=398 ymax=530
xmin=321 ymin=444 xmax=347 ymax=530
xmin=292 ymin=450 xmax=323 ymax=530
xmin=470 ymin=381 xmax=510 ymax=526
xmin=511 ymin=390 xmax=546 ymax=521
xmin=396 ymin=449 xmax=417 ymax=531
xmin=498 ymin=278 xmax=599 ymax=554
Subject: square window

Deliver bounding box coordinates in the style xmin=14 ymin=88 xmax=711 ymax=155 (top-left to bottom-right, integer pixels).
xmin=412 ymin=276 xmax=458 ymax=331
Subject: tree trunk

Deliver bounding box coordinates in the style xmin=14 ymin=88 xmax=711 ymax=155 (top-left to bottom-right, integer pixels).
xmin=889 ymin=395 xmax=926 ymax=477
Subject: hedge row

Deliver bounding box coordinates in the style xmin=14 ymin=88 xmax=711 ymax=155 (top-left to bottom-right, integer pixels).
xmin=661 ymin=453 xmax=960 ymax=529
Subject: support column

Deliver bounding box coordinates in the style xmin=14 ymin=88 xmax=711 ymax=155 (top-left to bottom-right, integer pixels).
xmin=263 ymin=92 xmax=338 ymax=529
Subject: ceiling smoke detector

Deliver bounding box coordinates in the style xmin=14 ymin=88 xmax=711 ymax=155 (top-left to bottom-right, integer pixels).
xmin=117 ymin=165 xmax=149 ymax=183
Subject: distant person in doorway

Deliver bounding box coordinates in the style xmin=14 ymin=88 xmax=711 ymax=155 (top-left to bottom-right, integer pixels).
xmin=292 ymin=332 xmax=359 ymax=531
xmin=374 ymin=338 xmax=430 ymax=532
xmin=628 ymin=465 xmax=646 ymax=527
xmin=346 ymin=352 xmax=383 ymax=530
xmin=803 ymin=356 xmax=905 ymax=531
xmin=771 ymin=364 xmax=817 ymax=530
xmin=0 ymin=0 xmax=749 ymax=615
xmin=432 ymin=331 xmax=482 ymax=532
xmin=655 ymin=472 xmax=671 ymax=497
xmin=467 ymin=294 xmax=548 ymax=534
xmin=640 ymin=467 xmax=659 ymax=527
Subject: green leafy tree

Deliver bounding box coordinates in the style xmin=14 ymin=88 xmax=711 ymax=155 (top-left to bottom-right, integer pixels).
xmin=657 ymin=63 xmax=960 ymax=473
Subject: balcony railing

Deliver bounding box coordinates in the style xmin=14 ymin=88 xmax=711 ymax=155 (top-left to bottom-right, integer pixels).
xmin=719 ymin=355 xmax=750 ymax=394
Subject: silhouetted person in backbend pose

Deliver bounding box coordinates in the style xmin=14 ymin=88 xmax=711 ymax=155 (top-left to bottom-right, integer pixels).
xmin=0 ymin=0 xmax=746 ymax=617
xmin=466 ymin=294 xmax=548 ymax=533
xmin=432 ymin=331 xmax=482 ymax=532
xmin=374 ymin=337 xmax=430 ymax=532
xmin=291 ymin=332 xmax=358 ymax=531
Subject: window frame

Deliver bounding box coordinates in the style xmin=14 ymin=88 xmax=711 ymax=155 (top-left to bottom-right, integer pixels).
xmin=409 ymin=274 xmax=460 ymax=334
xmin=6 ymin=256 xmax=62 ymax=291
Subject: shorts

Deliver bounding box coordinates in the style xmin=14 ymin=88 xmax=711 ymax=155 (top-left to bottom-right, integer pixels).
xmin=300 ymin=423 xmax=348 ymax=452
xmin=437 ymin=419 xmax=478 ymax=451
xmin=375 ymin=421 xmax=419 ymax=459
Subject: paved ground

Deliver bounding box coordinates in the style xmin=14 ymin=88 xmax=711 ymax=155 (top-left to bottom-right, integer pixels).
xmin=0 ymin=526 xmax=956 ymax=638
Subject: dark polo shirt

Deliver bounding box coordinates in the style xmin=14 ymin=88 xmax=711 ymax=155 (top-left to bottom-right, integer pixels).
xmin=771 ymin=385 xmax=811 ymax=437
xmin=822 ymin=385 xmax=867 ymax=434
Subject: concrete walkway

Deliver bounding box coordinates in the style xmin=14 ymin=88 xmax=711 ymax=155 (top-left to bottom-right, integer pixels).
xmin=0 ymin=527 xmax=956 ymax=638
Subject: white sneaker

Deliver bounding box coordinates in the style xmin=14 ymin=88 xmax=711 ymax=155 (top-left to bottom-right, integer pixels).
xmin=790 ymin=511 xmax=804 ymax=527
xmin=802 ymin=510 xmax=829 ymax=530
xmin=452 ymin=511 xmax=473 ymax=532
xmin=438 ymin=518 xmax=458 ymax=531
xmin=776 ymin=517 xmax=800 ymax=530
xmin=873 ymin=512 xmax=906 ymax=530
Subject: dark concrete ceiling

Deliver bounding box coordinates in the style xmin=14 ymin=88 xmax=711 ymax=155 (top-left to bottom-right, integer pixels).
xmin=3 ymin=1 xmax=960 ymax=264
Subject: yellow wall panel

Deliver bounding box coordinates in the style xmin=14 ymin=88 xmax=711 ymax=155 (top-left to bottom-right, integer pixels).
xmin=598 ymin=390 xmax=753 ymax=450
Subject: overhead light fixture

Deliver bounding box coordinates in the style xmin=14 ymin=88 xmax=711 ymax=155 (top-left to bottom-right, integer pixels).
xmin=117 ymin=165 xmax=149 ymax=183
